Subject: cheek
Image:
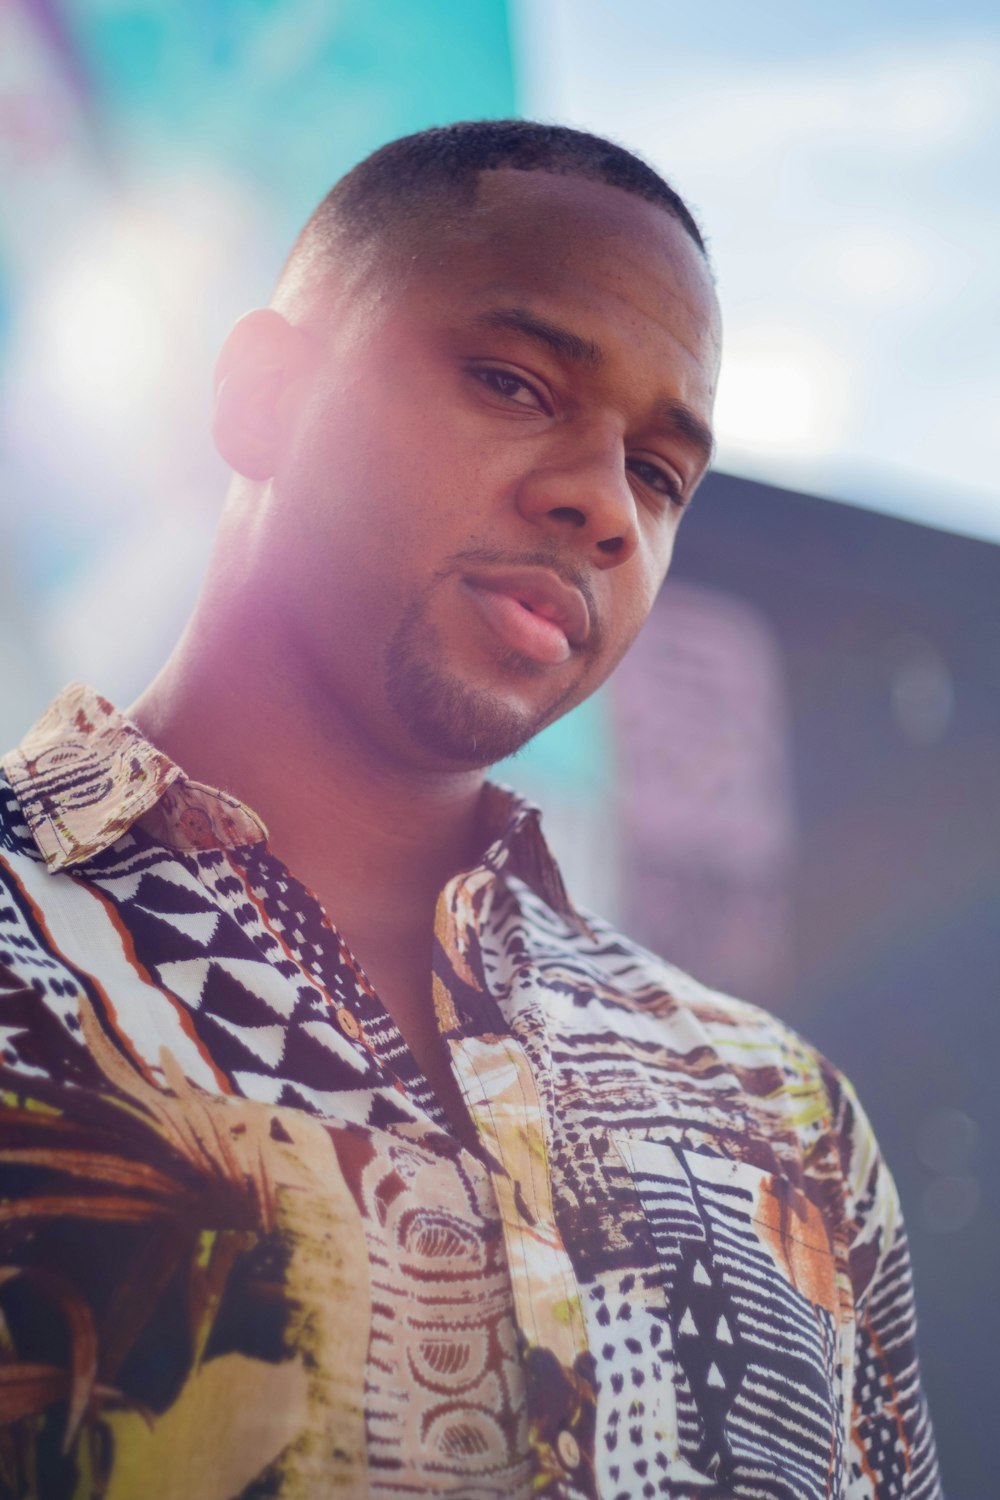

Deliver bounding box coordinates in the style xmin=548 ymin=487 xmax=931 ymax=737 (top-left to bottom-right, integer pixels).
xmin=280 ymin=409 xmax=404 ymax=564
xmin=608 ymin=546 xmax=672 ymax=652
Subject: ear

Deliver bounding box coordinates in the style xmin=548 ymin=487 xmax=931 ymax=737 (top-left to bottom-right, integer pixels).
xmin=212 ymin=309 xmax=312 ymax=480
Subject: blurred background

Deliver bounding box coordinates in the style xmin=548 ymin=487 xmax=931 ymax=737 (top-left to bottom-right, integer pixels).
xmin=1 ymin=1 xmax=997 ymax=1492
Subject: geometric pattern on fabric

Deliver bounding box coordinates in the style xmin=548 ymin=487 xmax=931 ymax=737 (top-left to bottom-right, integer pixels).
xmin=617 ymin=1136 xmax=843 ymax=1498
xmin=0 ymin=688 xmax=942 ymax=1499
xmin=475 ymin=879 xmax=939 ymax=1500
xmin=84 ymin=831 xmax=423 ymax=1126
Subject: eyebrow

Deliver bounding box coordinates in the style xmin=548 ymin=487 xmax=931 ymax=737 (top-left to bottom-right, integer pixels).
xmin=473 ymin=306 xmax=604 ymax=368
xmin=655 ymin=398 xmax=716 ymax=469
xmin=471 ymin=305 xmax=715 ymax=469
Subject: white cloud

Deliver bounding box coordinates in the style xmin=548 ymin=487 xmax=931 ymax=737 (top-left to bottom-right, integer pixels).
xmin=809 ymin=227 xmax=933 ymax=308
xmin=713 ymin=325 xmax=853 ymax=462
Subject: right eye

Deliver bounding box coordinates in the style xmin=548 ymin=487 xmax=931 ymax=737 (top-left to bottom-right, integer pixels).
xmin=468 ymin=365 xmax=550 ymax=413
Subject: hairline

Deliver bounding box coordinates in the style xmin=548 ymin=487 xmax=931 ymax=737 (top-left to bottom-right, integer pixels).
xmin=274 ymin=167 xmax=712 ymax=338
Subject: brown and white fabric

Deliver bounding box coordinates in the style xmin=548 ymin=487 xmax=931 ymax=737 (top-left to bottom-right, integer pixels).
xmin=0 ymin=685 xmax=940 ymax=1498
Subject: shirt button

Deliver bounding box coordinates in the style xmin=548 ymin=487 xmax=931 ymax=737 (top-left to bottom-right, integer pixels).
xmin=336 ymin=1007 xmax=361 ymax=1040
xmin=556 ymin=1428 xmax=580 ymax=1470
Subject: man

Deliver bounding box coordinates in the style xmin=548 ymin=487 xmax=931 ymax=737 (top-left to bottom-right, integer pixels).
xmin=0 ymin=121 xmax=939 ymax=1498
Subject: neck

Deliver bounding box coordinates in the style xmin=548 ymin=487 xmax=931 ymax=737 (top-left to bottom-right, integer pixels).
xmin=128 ymin=583 xmax=488 ymax=950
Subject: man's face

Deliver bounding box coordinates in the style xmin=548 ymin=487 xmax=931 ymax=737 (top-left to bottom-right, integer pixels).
xmin=263 ymin=170 xmax=721 ymax=770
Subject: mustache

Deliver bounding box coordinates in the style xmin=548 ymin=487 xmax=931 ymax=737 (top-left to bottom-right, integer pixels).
xmin=437 ymin=544 xmax=601 ymax=649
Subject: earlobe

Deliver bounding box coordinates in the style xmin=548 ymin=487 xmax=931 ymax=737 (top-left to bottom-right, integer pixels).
xmin=212 ymin=308 xmax=311 ymax=481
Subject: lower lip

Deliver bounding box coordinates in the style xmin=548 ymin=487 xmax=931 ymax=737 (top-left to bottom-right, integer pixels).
xmin=462 ymin=582 xmax=572 ymax=666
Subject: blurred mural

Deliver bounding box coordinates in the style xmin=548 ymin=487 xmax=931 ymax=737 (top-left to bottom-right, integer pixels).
xmin=614 ymin=580 xmax=797 ymax=1002
xmin=2 ymin=5 xmax=997 ymax=1498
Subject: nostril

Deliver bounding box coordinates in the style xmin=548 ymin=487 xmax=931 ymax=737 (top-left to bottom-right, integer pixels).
xmin=549 ymin=505 xmax=587 ymax=529
xmin=598 ymin=535 xmax=625 ymax=555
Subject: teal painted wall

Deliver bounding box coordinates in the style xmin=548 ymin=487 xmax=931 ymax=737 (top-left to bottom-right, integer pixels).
xmin=0 ymin=0 xmax=516 ymax=612
xmin=61 ymin=0 xmax=517 ymax=234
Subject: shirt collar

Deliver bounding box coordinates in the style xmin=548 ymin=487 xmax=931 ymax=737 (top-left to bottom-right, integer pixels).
xmin=2 ymin=685 xmax=578 ymax=920
xmin=475 ymin=780 xmax=577 ymax=921
xmin=1 ymin=683 xmax=266 ymax=872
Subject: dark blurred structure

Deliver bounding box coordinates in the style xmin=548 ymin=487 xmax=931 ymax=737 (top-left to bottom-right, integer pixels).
xmin=614 ymin=472 xmax=999 ymax=1498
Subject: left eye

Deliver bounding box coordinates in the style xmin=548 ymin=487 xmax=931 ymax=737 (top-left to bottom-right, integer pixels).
xmin=628 ymin=458 xmax=686 ymax=507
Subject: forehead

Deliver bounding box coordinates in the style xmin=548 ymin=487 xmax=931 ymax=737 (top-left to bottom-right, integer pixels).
xmin=408 ymin=169 xmax=721 ymax=390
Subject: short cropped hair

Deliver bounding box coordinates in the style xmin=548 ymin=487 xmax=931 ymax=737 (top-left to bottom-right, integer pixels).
xmin=274 ymin=119 xmax=707 ymax=314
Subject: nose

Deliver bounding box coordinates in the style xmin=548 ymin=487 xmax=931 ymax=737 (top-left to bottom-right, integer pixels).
xmin=514 ymin=426 xmax=639 ymax=569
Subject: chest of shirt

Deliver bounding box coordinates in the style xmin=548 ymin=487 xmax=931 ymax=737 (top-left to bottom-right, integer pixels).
xmin=1 ymin=827 xmax=858 ymax=1499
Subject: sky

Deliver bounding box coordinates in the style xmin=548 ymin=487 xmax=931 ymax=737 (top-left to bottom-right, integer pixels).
xmin=513 ymin=0 xmax=1000 ymax=542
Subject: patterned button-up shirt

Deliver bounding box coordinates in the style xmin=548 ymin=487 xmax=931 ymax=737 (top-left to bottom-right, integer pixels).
xmin=0 ymin=685 xmax=940 ymax=1499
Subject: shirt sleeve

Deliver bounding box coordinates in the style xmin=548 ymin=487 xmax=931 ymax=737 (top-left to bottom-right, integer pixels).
xmin=823 ymin=1061 xmax=943 ymax=1499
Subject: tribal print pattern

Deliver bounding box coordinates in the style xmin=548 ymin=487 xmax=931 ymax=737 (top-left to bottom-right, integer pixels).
xmin=0 ymin=686 xmax=940 ymax=1498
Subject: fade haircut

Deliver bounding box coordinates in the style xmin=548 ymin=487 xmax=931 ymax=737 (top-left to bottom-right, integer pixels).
xmin=273 ymin=118 xmax=708 ymax=318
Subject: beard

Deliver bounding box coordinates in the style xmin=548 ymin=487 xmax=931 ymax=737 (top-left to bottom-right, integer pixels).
xmin=384 ymin=593 xmax=584 ymax=769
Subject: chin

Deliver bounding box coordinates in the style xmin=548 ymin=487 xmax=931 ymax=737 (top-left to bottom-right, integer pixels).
xmin=383 ymin=595 xmax=588 ymax=769
xmin=385 ymin=656 xmax=540 ymax=767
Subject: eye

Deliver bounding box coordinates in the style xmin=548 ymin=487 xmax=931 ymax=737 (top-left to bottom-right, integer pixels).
xmin=469 ymin=364 xmax=550 ymax=413
xmin=628 ymin=456 xmax=687 ymax=510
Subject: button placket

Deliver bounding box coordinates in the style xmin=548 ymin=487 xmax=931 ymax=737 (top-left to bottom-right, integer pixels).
xmin=556 ymin=1427 xmax=581 ymax=1471
xmin=336 ymin=1005 xmax=362 ymax=1041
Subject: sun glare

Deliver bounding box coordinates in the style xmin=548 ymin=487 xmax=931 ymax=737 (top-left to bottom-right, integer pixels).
xmin=712 ymin=329 xmax=852 ymax=463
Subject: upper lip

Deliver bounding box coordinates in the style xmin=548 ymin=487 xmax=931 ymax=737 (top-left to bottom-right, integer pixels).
xmin=462 ymin=567 xmax=591 ymax=647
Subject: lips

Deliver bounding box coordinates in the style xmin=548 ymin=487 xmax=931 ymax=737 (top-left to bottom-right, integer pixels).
xmin=461 ymin=567 xmax=591 ymax=666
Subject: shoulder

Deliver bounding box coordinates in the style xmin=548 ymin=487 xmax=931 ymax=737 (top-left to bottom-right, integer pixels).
xmin=559 ymin=897 xmax=833 ymax=1086
xmin=523 ymin=892 xmax=890 ymax=1196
